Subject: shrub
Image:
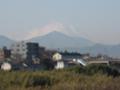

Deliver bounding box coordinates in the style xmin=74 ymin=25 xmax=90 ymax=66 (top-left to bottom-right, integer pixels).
xmin=32 ymin=75 xmax=51 ymax=87
xmin=84 ymin=64 xmax=120 ymax=77
xmin=65 ymin=64 xmax=120 ymax=77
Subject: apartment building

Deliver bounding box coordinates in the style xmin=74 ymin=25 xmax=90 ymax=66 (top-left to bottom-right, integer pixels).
xmin=11 ymin=41 xmax=40 ymax=61
xmin=11 ymin=41 xmax=27 ymax=59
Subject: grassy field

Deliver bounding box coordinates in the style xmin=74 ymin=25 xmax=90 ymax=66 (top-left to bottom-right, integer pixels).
xmin=0 ymin=65 xmax=120 ymax=90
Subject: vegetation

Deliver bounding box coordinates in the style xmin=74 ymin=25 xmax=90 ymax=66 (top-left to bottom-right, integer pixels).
xmin=41 ymin=59 xmax=54 ymax=70
xmin=0 ymin=65 xmax=120 ymax=90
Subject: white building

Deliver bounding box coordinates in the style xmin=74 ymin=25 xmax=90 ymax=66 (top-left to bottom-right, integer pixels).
xmin=55 ymin=60 xmax=64 ymax=69
xmin=11 ymin=41 xmax=27 ymax=59
xmin=52 ymin=53 xmax=62 ymax=61
xmin=52 ymin=53 xmax=65 ymax=69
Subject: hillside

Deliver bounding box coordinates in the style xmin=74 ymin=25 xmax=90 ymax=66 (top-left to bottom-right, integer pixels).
xmin=29 ymin=31 xmax=94 ymax=49
xmin=0 ymin=35 xmax=15 ymax=48
xmin=80 ymin=44 xmax=120 ymax=58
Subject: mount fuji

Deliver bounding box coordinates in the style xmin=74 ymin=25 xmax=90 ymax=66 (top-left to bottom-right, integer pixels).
xmin=29 ymin=31 xmax=94 ymax=49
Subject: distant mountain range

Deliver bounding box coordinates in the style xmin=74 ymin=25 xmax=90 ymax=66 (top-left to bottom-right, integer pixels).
xmin=0 ymin=31 xmax=120 ymax=58
xmin=80 ymin=44 xmax=120 ymax=58
xmin=29 ymin=31 xmax=94 ymax=49
xmin=0 ymin=35 xmax=15 ymax=48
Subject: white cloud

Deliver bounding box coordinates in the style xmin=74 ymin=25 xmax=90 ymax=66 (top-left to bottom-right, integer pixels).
xmin=25 ymin=22 xmax=73 ymax=40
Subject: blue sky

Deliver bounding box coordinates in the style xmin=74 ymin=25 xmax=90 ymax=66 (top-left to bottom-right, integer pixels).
xmin=0 ymin=0 xmax=120 ymax=45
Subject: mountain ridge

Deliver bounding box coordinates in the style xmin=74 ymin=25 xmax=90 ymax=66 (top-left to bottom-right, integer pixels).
xmin=0 ymin=35 xmax=15 ymax=48
xmin=80 ymin=44 xmax=120 ymax=58
xmin=29 ymin=31 xmax=95 ymax=49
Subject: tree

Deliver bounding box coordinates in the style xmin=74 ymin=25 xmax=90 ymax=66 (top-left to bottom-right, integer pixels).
xmin=41 ymin=59 xmax=54 ymax=70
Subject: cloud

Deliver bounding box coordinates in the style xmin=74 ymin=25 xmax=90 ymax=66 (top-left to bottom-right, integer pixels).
xmin=25 ymin=22 xmax=73 ymax=40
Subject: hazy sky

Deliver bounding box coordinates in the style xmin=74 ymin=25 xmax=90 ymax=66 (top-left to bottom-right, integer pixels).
xmin=0 ymin=0 xmax=120 ymax=45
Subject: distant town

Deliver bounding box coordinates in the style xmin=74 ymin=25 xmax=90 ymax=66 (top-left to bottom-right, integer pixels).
xmin=0 ymin=41 xmax=120 ymax=71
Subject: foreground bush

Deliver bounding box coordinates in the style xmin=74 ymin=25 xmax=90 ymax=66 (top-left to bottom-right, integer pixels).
xmin=66 ymin=64 xmax=120 ymax=77
xmin=0 ymin=65 xmax=119 ymax=90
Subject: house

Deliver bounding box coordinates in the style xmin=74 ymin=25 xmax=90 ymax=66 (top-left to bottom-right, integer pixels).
xmin=52 ymin=52 xmax=65 ymax=69
xmin=60 ymin=52 xmax=84 ymax=66
xmin=84 ymin=56 xmax=110 ymax=65
xmin=63 ymin=58 xmax=87 ymax=67
xmin=52 ymin=52 xmax=62 ymax=61
xmin=55 ymin=60 xmax=64 ymax=69
xmin=60 ymin=52 xmax=82 ymax=61
xmin=52 ymin=52 xmax=87 ymax=69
